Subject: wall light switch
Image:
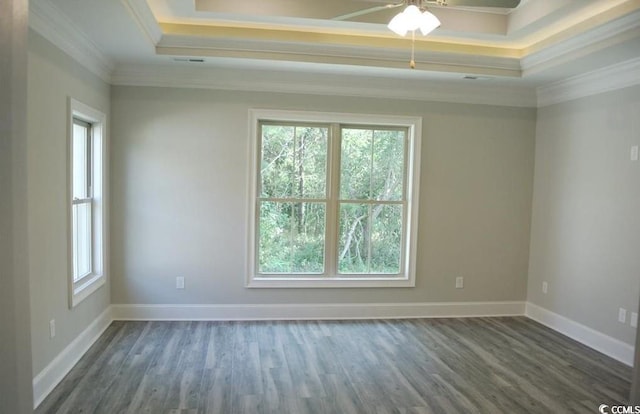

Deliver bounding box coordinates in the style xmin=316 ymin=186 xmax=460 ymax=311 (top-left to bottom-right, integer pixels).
xmin=618 ymin=308 xmax=627 ymax=323
xmin=542 ymin=281 xmax=548 ymax=294
xmin=631 ymin=312 xmax=638 ymax=328
xmin=455 ymin=277 xmax=464 ymax=289
xmin=176 ymin=277 xmax=185 ymax=289
xmin=631 ymin=145 xmax=639 ymax=161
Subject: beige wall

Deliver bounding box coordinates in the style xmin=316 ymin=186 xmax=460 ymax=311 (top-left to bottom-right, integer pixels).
xmin=110 ymin=86 xmax=536 ymax=305
xmin=528 ymin=85 xmax=640 ymax=346
xmin=0 ymin=0 xmax=33 ymax=412
xmin=27 ymin=31 xmax=111 ymax=376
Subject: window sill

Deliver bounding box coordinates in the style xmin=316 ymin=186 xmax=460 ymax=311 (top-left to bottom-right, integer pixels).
xmin=247 ymin=276 xmax=415 ymax=288
xmin=70 ymin=273 xmax=105 ymax=308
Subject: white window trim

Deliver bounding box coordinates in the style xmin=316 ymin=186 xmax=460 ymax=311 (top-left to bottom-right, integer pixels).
xmin=247 ymin=109 xmax=422 ymax=288
xmin=68 ymin=98 xmax=107 ymax=307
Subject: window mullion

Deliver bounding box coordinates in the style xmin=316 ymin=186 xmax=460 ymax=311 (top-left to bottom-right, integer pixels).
xmin=291 ymin=127 xmax=297 ymax=273
xmin=325 ymin=123 xmax=341 ymax=277
xmin=367 ymin=204 xmax=372 ymax=273
xmin=367 ymin=130 xmax=375 ymax=273
xmin=87 ymin=125 xmax=92 ymax=197
xmin=401 ymin=130 xmax=410 ymax=273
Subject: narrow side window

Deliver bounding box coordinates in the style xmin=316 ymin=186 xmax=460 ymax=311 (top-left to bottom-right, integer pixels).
xmin=69 ymin=99 xmax=107 ymax=307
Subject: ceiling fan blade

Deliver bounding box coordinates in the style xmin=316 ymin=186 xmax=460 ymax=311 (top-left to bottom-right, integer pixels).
xmin=332 ymin=3 xmax=403 ymax=21
xmin=433 ymin=0 xmax=521 ymax=8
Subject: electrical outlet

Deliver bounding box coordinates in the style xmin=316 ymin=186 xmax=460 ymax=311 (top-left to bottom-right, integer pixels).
xmin=618 ymin=308 xmax=627 ymax=323
xmin=176 ymin=276 xmax=185 ymax=289
xmin=631 ymin=312 xmax=638 ymax=328
xmin=631 ymin=145 xmax=639 ymax=161
xmin=542 ymin=281 xmax=548 ymax=294
xmin=455 ymin=277 xmax=464 ymax=289
xmin=49 ymin=319 xmax=56 ymax=339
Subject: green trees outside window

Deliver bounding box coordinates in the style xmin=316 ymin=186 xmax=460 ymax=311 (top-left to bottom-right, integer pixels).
xmin=257 ymin=122 xmax=407 ymax=276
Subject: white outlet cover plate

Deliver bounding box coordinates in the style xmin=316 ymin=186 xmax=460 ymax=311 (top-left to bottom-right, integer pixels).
xmin=631 ymin=312 xmax=638 ymax=328
xmin=618 ymin=308 xmax=627 ymax=323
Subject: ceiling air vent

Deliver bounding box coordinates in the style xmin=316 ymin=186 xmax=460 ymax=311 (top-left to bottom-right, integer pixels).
xmin=173 ymin=57 xmax=206 ymax=63
xmin=463 ymin=75 xmax=494 ymax=80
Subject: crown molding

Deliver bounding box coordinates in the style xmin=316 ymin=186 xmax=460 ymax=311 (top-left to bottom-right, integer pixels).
xmin=120 ymin=0 xmax=162 ymax=46
xmin=521 ymin=9 xmax=640 ymax=76
xmin=537 ymin=57 xmax=640 ymax=107
xmin=157 ymin=34 xmax=522 ymax=78
xmin=111 ymin=63 xmax=537 ymax=107
xmin=28 ymin=0 xmax=114 ymax=83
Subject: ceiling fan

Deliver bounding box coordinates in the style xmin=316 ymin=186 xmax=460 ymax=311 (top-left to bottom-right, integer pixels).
xmin=333 ymin=0 xmax=521 ymax=22
xmin=332 ymin=0 xmax=520 ymax=69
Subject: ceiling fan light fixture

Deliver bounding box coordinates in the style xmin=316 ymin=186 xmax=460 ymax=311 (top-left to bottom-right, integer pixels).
xmin=419 ymin=11 xmax=441 ymax=35
xmin=402 ymin=5 xmax=423 ymax=30
xmin=388 ymin=4 xmax=440 ymax=37
xmin=387 ymin=1 xmax=442 ymax=69
xmin=388 ymin=10 xmax=409 ymax=36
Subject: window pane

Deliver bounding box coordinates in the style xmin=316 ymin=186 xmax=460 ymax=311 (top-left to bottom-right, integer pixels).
xmin=372 ymin=130 xmax=405 ymax=201
xmin=340 ymin=128 xmax=406 ymax=202
xmin=340 ymin=129 xmax=372 ymax=200
xmin=370 ymin=205 xmax=403 ymax=274
xmin=259 ymin=201 xmax=325 ymax=273
xmin=338 ymin=203 xmax=369 ymax=273
xmin=261 ymin=125 xmax=327 ymax=199
xmin=261 ymin=125 xmax=294 ymax=198
xmin=73 ymin=202 xmax=92 ymax=281
xmin=292 ymin=202 xmax=326 ymax=272
xmin=72 ymin=122 xmax=89 ymax=199
xmin=339 ymin=203 xmax=402 ymax=274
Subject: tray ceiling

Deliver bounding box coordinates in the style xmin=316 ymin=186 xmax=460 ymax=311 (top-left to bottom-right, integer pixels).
xmin=28 ymin=0 xmax=640 ymax=103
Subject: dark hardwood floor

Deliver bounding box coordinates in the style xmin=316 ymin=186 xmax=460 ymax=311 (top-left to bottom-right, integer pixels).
xmin=36 ymin=317 xmax=631 ymax=414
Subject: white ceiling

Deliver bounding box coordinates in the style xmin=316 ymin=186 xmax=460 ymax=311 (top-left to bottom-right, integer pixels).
xmin=28 ymin=0 xmax=640 ymax=106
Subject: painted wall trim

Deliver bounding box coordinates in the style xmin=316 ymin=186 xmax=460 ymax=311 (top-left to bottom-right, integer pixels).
xmin=525 ymin=302 xmax=635 ymax=366
xmin=537 ymin=56 xmax=640 ymax=107
xmin=156 ymin=34 xmax=522 ymax=78
xmin=28 ymin=0 xmax=114 ymax=83
xmin=522 ymin=9 xmax=640 ymax=76
xmin=32 ymin=307 xmax=114 ymax=409
xmin=111 ymin=301 xmax=526 ymax=321
xmin=121 ymin=0 xmax=162 ymax=46
xmin=111 ymin=64 xmax=538 ymax=108
xmin=32 ymin=301 xmax=635 ymax=407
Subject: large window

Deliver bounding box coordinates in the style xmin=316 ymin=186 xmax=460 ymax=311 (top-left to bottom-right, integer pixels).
xmin=248 ymin=110 xmax=422 ymax=288
xmin=68 ymin=99 xmax=106 ymax=307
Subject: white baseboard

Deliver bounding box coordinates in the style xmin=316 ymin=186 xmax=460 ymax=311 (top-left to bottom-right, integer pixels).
xmin=525 ymin=302 xmax=635 ymax=366
xmin=32 ymin=307 xmax=114 ymax=409
xmin=111 ymin=301 xmax=526 ymax=321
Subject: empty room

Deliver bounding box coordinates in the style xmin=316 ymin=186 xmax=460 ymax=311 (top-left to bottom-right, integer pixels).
xmin=2 ymin=0 xmax=640 ymax=413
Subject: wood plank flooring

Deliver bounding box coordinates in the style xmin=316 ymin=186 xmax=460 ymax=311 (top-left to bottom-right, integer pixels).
xmin=37 ymin=317 xmax=632 ymax=414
